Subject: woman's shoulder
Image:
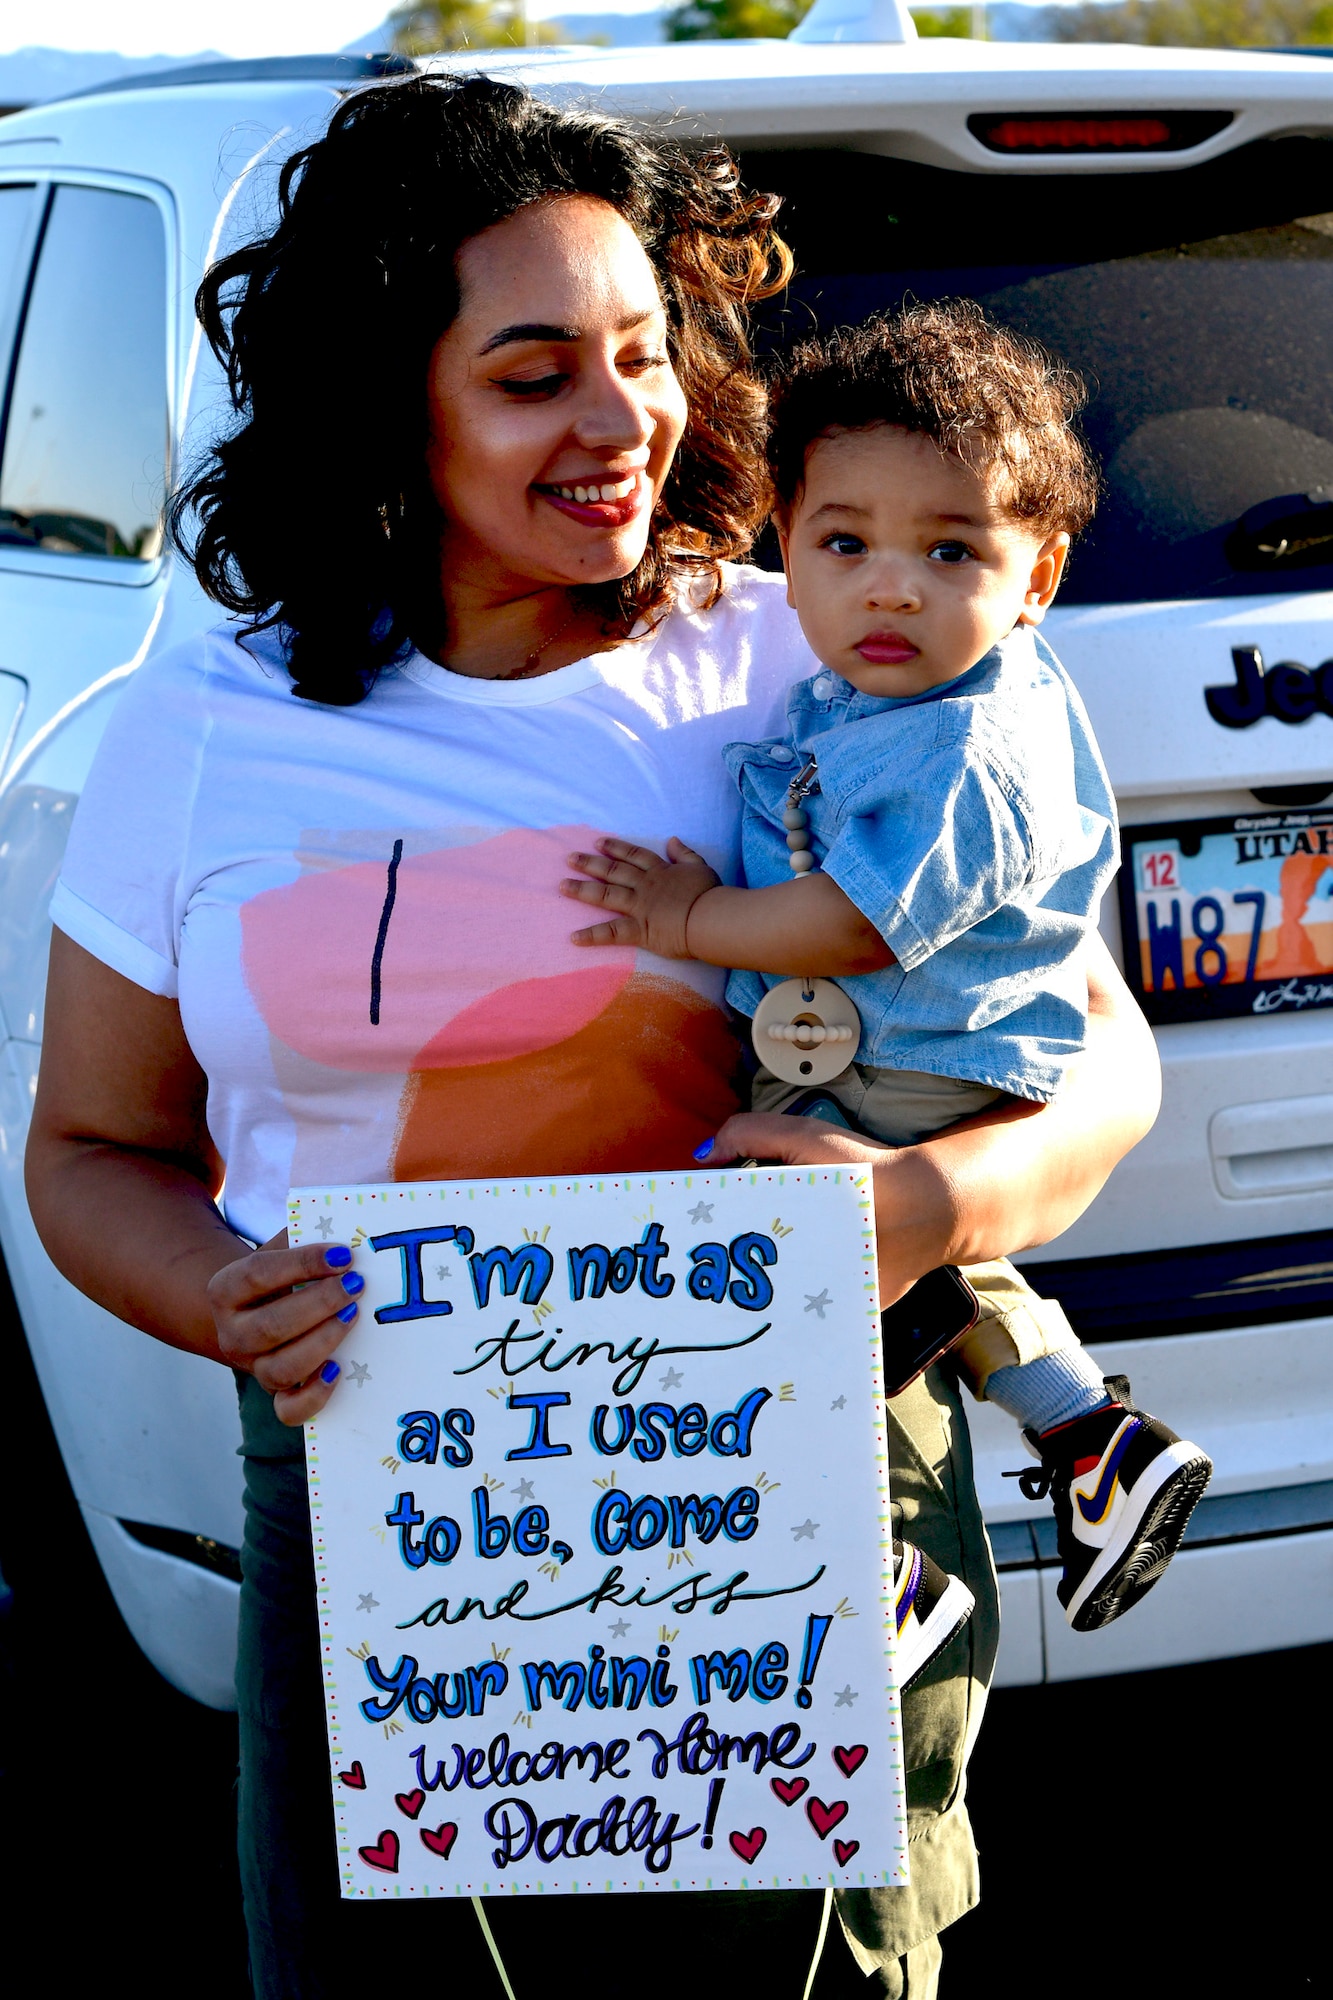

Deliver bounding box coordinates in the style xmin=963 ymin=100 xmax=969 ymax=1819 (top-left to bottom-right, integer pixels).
xmin=119 ymin=618 xmax=292 ymax=720
xmin=661 ymin=562 xmax=814 ymax=684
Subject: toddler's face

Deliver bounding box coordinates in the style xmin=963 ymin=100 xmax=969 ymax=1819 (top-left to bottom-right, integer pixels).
xmin=777 ymin=425 xmax=1070 ymax=699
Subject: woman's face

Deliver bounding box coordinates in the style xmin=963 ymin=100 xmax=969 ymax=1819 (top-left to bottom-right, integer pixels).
xmin=425 ymin=196 xmax=688 ymax=595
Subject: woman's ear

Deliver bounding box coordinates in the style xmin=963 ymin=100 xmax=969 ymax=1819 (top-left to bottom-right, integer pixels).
xmin=1017 ymin=530 xmax=1070 ymax=626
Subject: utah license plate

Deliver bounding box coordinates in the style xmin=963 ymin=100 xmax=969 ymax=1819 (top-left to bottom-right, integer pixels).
xmin=1118 ymin=809 xmax=1333 ymax=1024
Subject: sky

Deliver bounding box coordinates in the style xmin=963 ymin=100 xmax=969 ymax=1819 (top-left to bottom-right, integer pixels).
xmin=0 ymin=0 xmax=659 ymax=61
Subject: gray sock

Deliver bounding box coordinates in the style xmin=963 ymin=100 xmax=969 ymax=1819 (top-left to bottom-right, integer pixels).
xmin=984 ymin=1342 xmax=1112 ymax=1436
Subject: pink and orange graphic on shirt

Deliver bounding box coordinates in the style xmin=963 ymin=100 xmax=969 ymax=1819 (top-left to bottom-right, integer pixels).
xmin=240 ymin=824 xmax=741 ymax=1180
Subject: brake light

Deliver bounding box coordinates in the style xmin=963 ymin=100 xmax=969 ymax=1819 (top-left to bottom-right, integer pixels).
xmin=968 ymin=111 xmax=1233 ymax=154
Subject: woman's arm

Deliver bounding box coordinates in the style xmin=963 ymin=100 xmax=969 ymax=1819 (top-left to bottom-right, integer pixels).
xmin=25 ymin=929 xmax=359 ymax=1422
xmin=706 ymin=931 xmax=1160 ymax=1305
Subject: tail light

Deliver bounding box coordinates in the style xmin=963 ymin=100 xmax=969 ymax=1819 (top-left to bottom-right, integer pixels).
xmin=968 ymin=111 xmax=1233 ymax=154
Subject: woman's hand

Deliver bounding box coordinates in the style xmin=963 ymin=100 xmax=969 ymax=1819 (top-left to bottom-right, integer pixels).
xmin=562 ymin=835 xmax=719 ymax=955
xmin=699 ymin=932 xmax=1161 ymax=1306
xmin=697 ymin=1116 xmax=944 ymax=1307
xmin=208 ymin=1235 xmax=365 ymax=1426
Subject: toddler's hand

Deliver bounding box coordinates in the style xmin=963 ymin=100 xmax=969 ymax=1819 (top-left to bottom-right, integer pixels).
xmin=561 ymin=836 xmax=720 ymax=957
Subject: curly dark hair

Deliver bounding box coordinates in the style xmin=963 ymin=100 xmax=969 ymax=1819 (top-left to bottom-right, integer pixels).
xmin=171 ymin=74 xmax=791 ymax=704
xmin=767 ymin=299 xmax=1098 ymax=537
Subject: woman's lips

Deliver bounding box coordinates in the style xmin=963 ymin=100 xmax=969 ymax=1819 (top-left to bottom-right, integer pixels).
xmin=536 ymin=472 xmax=648 ymax=528
xmin=856 ymin=632 xmax=920 ymax=665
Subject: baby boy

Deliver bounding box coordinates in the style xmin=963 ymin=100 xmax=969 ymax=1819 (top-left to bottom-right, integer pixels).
xmin=563 ymin=302 xmax=1211 ymax=1687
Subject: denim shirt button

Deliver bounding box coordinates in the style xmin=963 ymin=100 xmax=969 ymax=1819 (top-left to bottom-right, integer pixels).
xmin=770 ymin=745 xmax=794 ymax=763
xmin=812 ymin=675 xmax=834 ymax=701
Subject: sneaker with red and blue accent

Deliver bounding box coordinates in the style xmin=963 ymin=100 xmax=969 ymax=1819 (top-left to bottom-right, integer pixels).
xmin=892 ymin=1538 xmax=975 ymax=1688
xmin=1015 ymin=1375 xmax=1213 ymax=1632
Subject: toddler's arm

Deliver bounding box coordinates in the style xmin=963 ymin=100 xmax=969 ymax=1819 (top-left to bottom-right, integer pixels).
xmin=561 ymin=836 xmax=893 ymax=975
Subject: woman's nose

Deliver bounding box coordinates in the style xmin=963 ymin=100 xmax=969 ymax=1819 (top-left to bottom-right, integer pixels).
xmin=572 ymin=361 xmax=656 ymax=452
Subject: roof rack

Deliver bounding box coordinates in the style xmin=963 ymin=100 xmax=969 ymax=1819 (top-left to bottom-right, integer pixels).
xmin=63 ymin=52 xmax=417 ymax=103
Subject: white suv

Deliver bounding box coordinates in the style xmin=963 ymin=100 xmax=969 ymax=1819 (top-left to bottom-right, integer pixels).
xmin=1 ymin=29 xmax=1330 ymax=1707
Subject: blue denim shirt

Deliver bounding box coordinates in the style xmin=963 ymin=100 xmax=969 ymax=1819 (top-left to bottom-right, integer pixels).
xmin=724 ymin=627 xmax=1118 ymax=1101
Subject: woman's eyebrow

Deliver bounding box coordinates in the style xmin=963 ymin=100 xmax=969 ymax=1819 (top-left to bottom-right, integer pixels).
xmin=480 ymin=309 xmax=659 ymax=355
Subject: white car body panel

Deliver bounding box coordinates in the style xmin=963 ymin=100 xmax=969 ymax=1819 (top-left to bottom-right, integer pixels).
xmin=1 ymin=42 xmax=1330 ymax=1704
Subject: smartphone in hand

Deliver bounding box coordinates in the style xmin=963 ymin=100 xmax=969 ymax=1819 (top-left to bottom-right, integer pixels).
xmin=880 ymin=1266 xmax=980 ymax=1397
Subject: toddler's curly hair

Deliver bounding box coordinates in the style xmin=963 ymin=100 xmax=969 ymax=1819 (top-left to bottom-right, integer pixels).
xmin=767 ymin=299 xmax=1098 ymax=536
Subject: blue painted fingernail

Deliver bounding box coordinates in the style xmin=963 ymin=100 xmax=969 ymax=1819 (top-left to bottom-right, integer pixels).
xmin=336 ymin=1303 xmax=358 ymax=1324
xmin=340 ymin=1271 xmax=364 ymax=1295
xmin=324 ymin=1246 xmax=352 ymax=1268
xmin=321 ymin=1359 xmax=341 ymax=1383
xmin=692 ymin=1137 xmax=715 ymax=1161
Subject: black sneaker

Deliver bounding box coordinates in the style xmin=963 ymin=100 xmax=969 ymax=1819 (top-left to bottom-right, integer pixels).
xmin=893 ymin=1538 xmax=975 ymax=1689
xmin=1013 ymin=1375 xmax=1213 ymax=1632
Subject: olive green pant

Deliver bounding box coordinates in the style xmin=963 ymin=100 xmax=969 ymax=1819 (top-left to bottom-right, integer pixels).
xmin=832 ymin=1362 xmax=1000 ymax=1981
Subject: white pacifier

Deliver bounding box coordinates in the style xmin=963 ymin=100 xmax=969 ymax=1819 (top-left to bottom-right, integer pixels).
xmin=752 ymin=975 xmax=861 ymax=1085
xmin=749 ymin=754 xmax=862 ymax=1086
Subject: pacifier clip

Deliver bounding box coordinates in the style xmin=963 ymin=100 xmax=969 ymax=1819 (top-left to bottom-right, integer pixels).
xmin=750 ymin=755 xmax=863 ymax=1085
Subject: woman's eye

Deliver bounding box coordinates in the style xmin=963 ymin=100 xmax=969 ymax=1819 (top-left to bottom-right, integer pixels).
xmin=822 ymin=534 xmax=866 ymax=557
xmin=624 ymin=352 xmax=669 ymax=374
xmin=497 ymin=373 xmax=567 ymax=399
xmin=928 ymin=541 xmax=973 ymax=565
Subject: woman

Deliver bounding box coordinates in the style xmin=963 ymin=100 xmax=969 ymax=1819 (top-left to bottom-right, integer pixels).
xmin=25 ymin=75 xmax=1158 ymax=2000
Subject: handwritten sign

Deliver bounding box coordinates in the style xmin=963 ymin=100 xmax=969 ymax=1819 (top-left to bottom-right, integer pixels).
xmin=293 ymin=1166 xmax=907 ymax=1899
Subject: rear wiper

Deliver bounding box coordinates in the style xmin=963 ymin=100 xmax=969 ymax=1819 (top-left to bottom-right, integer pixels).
xmin=1227 ymin=488 xmax=1333 ymax=570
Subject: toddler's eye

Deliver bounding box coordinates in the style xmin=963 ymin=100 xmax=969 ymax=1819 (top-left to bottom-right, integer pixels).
xmin=927 ymin=540 xmax=973 ymax=565
xmin=822 ymin=533 xmax=866 ymax=558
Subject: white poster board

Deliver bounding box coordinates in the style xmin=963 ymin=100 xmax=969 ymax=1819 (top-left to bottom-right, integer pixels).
xmin=293 ymin=1165 xmax=907 ymax=1900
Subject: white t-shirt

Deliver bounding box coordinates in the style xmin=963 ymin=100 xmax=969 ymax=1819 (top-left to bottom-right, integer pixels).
xmin=53 ymin=566 xmax=814 ymax=1245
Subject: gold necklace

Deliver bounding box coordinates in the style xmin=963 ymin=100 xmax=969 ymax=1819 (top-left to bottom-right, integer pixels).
xmin=492 ymin=602 xmax=582 ymax=682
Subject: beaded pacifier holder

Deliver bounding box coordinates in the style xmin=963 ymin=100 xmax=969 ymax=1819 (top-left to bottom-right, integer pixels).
xmin=750 ymin=755 xmax=863 ymax=1086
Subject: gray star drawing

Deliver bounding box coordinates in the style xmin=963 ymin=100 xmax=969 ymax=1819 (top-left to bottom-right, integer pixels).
xmin=513 ymin=1478 xmax=536 ymax=1503
xmin=435 ymin=1265 xmax=452 ymax=1283
xmin=790 ymin=1519 xmax=819 ymax=1541
xmin=609 ymin=1618 xmax=631 ymax=1640
xmin=804 ymin=1290 xmax=832 ymax=1319
xmin=834 ymin=1685 xmax=859 ymax=1708
xmin=830 ymin=1394 xmax=846 ymax=1411
xmin=659 ymin=1367 xmax=684 ymax=1391
xmin=687 ymin=1201 xmax=714 ymax=1224
xmin=314 ymin=1214 xmax=335 ymax=1239
xmin=347 ymin=1360 xmax=372 ymax=1387
xmin=357 ymin=1592 xmax=379 ymax=1613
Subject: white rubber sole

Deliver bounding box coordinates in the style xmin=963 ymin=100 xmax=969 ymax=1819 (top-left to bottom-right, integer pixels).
xmin=1065 ymin=1437 xmax=1214 ymax=1631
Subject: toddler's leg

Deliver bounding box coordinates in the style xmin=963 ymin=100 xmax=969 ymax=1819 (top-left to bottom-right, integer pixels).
xmin=958 ymin=1263 xmax=1212 ymax=1633
xmin=953 ymin=1259 xmax=1111 ymax=1431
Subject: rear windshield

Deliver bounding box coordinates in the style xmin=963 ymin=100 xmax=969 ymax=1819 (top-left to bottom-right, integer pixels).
xmin=743 ymin=137 xmax=1333 ymax=605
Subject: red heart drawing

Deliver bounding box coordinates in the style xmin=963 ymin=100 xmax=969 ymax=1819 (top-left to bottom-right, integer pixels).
xmin=806 ymin=1797 xmax=849 ymax=1839
xmin=729 ymin=1827 xmax=767 ymax=1865
xmin=421 ymin=1822 xmax=458 ymax=1859
xmin=833 ymin=1745 xmax=868 ymax=1779
xmin=358 ymin=1831 xmax=400 ymax=1874
xmin=337 ymin=1762 xmax=366 ymax=1790
xmin=395 ymin=1789 xmax=426 ymax=1821
xmin=771 ymin=1777 xmax=809 ymax=1807
xmin=834 ymin=1839 xmax=860 ymax=1866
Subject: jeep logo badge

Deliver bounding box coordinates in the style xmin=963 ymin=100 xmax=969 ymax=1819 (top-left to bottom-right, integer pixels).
xmin=1206 ymin=645 xmax=1333 ymax=728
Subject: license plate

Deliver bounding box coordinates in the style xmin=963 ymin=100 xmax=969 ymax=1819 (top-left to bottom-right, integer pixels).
xmin=1118 ymin=809 xmax=1333 ymax=1024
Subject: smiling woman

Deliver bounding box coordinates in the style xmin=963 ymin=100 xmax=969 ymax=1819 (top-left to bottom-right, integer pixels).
xmin=176 ymin=77 xmax=784 ymax=701
xmin=25 ymin=71 xmax=1162 ymax=2000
